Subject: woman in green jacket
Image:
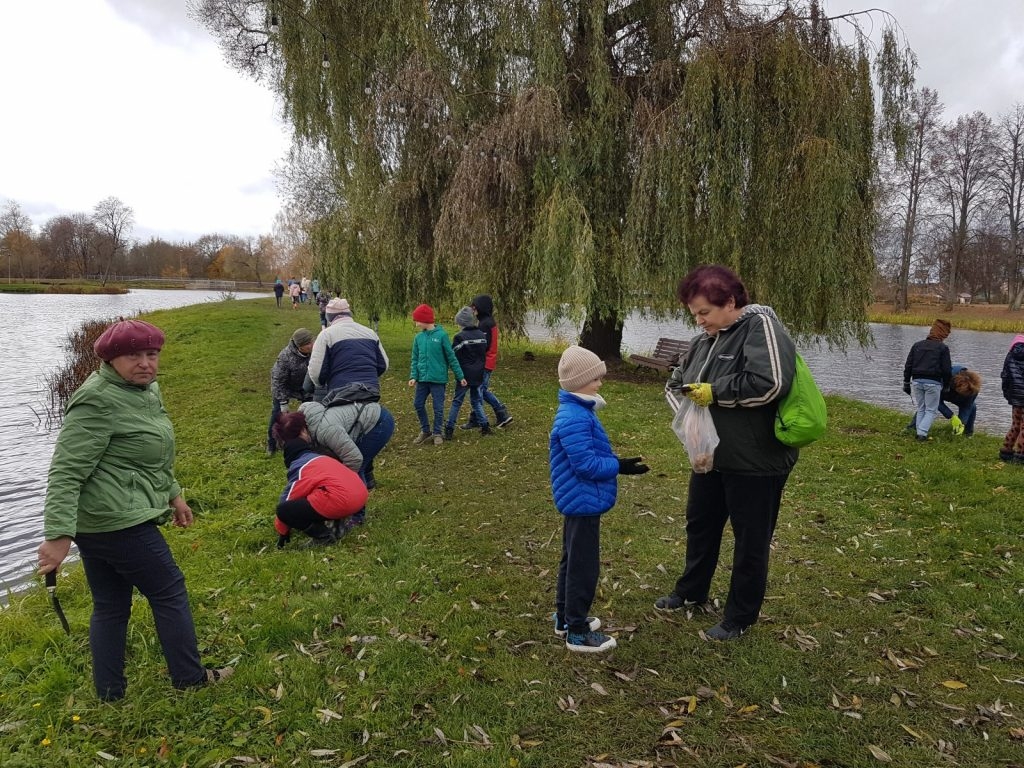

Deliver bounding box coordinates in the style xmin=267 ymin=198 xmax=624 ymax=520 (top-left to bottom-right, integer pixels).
xmin=36 ymin=319 xmax=231 ymax=700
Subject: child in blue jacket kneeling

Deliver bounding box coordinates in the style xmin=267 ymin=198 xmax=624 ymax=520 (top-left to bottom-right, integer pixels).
xmin=549 ymin=345 xmax=649 ymax=653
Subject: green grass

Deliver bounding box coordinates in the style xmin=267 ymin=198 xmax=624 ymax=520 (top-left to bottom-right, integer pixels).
xmin=3 ymin=298 xmax=1024 ymax=767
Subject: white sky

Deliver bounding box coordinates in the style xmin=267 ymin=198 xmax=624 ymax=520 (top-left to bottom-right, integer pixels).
xmin=1 ymin=1 xmax=1021 ymax=244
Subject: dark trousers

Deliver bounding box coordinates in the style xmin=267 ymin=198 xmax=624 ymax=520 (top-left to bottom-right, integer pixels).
xmin=445 ymin=384 xmax=488 ymax=429
xmin=555 ymin=514 xmax=601 ymax=634
xmin=355 ymin=407 xmax=395 ymax=493
xmin=75 ymin=522 xmax=205 ymax=700
xmin=673 ymin=471 xmax=788 ymax=628
xmin=277 ymin=498 xmax=330 ymax=529
xmin=414 ymin=382 xmax=446 ymax=435
xmin=267 ymin=398 xmax=283 ymax=452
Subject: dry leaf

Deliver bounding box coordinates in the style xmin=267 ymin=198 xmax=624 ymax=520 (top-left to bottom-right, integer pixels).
xmin=941 ymin=680 xmax=968 ymax=689
xmin=434 ymin=727 xmax=447 ymax=745
xmin=591 ymin=682 xmax=609 ymax=696
xmin=867 ymin=744 xmax=892 ymax=762
xmin=901 ymin=724 xmax=925 ymax=740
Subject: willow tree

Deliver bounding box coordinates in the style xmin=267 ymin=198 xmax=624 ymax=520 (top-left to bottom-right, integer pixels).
xmin=193 ymin=0 xmax=911 ymax=354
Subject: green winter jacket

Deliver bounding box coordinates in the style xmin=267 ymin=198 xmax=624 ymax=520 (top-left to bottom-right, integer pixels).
xmin=669 ymin=304 xmax=798 ymax=475
xmin=43 ymin=363 xmax=180 ymax=539
xmin=410 ymin=325 xmax=464 ymax=383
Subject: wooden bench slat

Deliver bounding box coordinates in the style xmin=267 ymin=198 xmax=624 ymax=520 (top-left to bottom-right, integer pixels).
xmin=628 ymin=337 xmax=690 ymax=373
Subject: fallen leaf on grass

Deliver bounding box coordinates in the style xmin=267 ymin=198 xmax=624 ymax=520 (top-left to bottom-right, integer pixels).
xmin=901 ymin=724 xmax=925 ymax=740
xmin=591 ymin=682 xmax=609 ymax=696
xmin=867 ymin=744 xmax=892 ymax=762
xmin=317 ymin=708 xmax=343 ymax=724
xmin=941 ymin=680 xmax=968 ymax=689
xmin=1008 ymin=727 xmax=1024 ymax=740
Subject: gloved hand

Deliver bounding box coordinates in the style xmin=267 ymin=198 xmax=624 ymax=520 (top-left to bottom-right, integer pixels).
xmin=618 ymin=457 xmax=650 ymax=475
xmin=277 ymin=533 xmax=290 ymax=549
xmin=902 ymin=382 xmax=911 ymax=396
xmin=684 ymin=382 xmax=713 ymax=407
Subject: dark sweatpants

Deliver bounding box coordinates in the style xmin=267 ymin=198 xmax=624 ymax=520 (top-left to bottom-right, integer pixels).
xmin=673 ymin=470 xmax=789 ymax=628
xmin=75 ymin=522 xmax=206 ymax=700
xmin=555 ymin=514 xmax=601 ymax=635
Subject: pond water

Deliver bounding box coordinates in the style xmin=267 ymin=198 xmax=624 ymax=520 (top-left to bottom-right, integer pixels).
xmin=1 ymin=298 xmax=1019 ymax=596
xmin=524 ymin=311 xmax=1020 ymax=435
xmin=0 ymin=290 xmax=268 ymax=599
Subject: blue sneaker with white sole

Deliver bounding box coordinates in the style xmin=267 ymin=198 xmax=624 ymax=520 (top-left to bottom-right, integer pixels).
xmin=552 ymin=612 xmax=601 ymax=638
xmin=565 ymin=630 xmax=617 ymax=653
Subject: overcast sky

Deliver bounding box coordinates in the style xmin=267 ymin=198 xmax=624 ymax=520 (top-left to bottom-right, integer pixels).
xmin=1 ymin=1 xmax=1021 ymax=244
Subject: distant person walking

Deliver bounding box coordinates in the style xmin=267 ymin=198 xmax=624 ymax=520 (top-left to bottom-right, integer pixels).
xmin=408 ymin=304 xmax=466 ymax=445
xmin=310 ymin=278 xmax=321 ymax=304
xmin=443 ymin=306 xmax=491 ymax=440
xmin=273 ymin=279 xmax=285 ymax=308
xmin=903 ymin=319 xmax=952 ymax=442
xmin=289 ymin=280 xmax=301 ymax=309
xmin=1000 ymin=333 xmax=1024 ymax=463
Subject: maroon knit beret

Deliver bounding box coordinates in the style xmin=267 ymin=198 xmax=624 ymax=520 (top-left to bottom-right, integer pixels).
xmin=93 ymin=319 xmax=166 ymax=361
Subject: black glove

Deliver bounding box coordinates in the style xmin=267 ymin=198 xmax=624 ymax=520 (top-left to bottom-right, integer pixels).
xmin=277 ymin=533 xmax=291 ymax=549
xmin=902 ymin=382 xmax=911 ymax=396
xmin=618 ymin=457 xmax=650 ymax=475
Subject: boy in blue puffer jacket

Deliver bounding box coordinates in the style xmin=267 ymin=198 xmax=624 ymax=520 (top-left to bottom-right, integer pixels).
xmin=549 ymin=345 xmax=649 ymax=653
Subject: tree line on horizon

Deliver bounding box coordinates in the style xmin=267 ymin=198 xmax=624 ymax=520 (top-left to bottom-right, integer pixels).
xmin=0 ymin=196 xmax=309 ymax=288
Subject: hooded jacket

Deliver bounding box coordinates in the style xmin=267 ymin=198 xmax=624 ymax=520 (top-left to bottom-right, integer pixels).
xmin=1001 ymin=334 xmax=1024 ymax=406
xmin=275 ymin=439 xmax=368 ymax=535
xmin=452 ymin=326 xmax=488 ymax=386
xmin=299 ymin=400 xmax=384 ymax=472
xmin=471 ymin=294 xmax=499 ymax=371
xmin=43 ymin=363 xmax=180 ymax=538
xmin=549 ymin=390 xmax=619 ymax=516
xmin=668 ymin=304 xmax=798 ymax=475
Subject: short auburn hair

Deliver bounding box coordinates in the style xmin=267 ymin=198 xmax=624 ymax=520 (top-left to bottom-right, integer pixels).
xmin=272 ymin=411 xmax=308 ymax=446
xmin=676 ymin=265 xmax=749 ymax=309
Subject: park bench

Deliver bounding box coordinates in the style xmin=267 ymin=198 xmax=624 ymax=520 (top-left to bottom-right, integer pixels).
xmin=628 ymin=337 xmax=690 ymax=373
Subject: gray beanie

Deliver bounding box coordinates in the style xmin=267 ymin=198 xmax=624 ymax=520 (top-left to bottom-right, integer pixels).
xmin=455 ymin=306 xmax=477 ymax=328
xmin=558 ymin=345 xmax=607 ymax=391
xmin=291 ymin=328 xmax=314 ymax=347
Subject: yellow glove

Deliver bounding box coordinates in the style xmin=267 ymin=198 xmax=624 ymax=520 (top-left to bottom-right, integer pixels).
xmin=684 ymin=382 xmax=713 ymax=407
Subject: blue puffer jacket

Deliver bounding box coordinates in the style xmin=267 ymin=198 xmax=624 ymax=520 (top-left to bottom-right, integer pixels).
xmin=549 ymin=390 xmax=619 ymax=516
xmin=1002 ymin=334 xmax=1024 ymax=406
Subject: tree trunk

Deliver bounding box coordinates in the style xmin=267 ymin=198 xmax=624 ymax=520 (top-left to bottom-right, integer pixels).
xmin=579 ymin=309 xmax=623 ymax=361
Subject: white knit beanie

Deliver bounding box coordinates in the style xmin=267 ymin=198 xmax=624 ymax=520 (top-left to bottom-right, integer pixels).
xmin=558 ymin=345 xmax=607 ymax=391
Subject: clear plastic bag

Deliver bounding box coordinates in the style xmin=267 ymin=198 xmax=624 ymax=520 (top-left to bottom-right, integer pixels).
xmin=671 ymin=398 xmax=719 ymax=473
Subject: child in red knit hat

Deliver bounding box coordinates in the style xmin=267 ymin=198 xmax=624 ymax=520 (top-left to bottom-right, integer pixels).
xmin=408 ymin=304 xmax=467 ymax=446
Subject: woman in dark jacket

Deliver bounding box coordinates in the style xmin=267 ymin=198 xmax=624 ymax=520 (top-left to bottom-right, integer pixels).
xmin=656 ymin=265 xmax=797 ymax=641
xmin=1000 ymin=334 xmax=1024 ymax=462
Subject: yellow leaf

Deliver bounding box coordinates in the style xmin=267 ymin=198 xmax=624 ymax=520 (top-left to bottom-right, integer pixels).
xmin=253 ymin=706 xmax=273 ymax=725
xmin=687 ymin=695 xmax=697 ymax=714
xmin=900 ymin=724 xmax=924 ymax=740
xmin=738 ymin=704 xmax=759 ymax=714
xmin=941 ymin=680 xmax=968 ymax=689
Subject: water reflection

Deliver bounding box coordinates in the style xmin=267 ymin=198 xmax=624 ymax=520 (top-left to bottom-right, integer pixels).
xmin=0 ymin=290 xmax=268 ymax=598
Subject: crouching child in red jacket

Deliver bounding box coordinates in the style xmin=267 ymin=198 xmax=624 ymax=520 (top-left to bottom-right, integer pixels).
xmin=272 ymin=412 xmax=369 ymax=547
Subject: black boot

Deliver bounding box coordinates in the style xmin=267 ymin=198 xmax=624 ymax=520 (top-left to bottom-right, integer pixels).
xmin=444 ymin=426 xmax=454 ymax=440
xmin=459 ymin=416 xmax=480 ymax=430
xmin=480 ymin=424 xmax=492 ymax=436
xmin=495 ymin=409 xmax=513 ymax=428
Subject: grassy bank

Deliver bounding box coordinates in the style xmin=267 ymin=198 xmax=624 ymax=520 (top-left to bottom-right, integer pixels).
xmin=0 ymin=281 xmax=128 ymax=295
xmin=868 ymin=302 xmax=1024 ymax=333
xmin=3 ymin=298 xmax=1024 ymax=767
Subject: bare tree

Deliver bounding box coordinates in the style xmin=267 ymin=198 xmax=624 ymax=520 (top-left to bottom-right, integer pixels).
xmin=933 ymin=113 xmax=998 ymax=310
xmin=888 ymin=88 xmax=943 ymax=311
xmin=91 ymin=197 xmax=135 ymax=285
xmin=41 ymin=214 xmax=100 ymax=279
xmin=0 ymin=200 xmax=40 ymax=281
xmin=995 ymin=104 xmax=1024 ymax=309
